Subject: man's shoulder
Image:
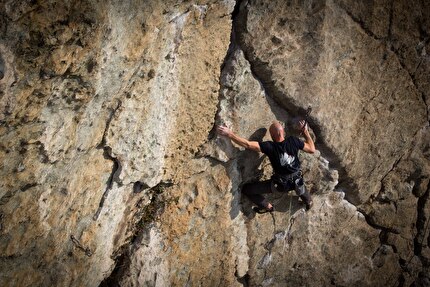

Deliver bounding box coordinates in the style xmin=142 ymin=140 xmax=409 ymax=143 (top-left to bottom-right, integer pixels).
xmin=284 ymin=136 xmax=304 ymax=149
xmin=283 ymin=136 xmax=297 ymax=144
xmin=259 ymin=141 xmax=275 ymax=153
xmin=259 ymin=141 xmax=274 ymax=148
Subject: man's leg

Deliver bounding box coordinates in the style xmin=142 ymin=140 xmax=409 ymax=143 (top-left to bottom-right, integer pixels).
xmin=294 ymin=177 xmax=313 ymax=210
xmin=242 ymin=180 xmax=273 ymax=209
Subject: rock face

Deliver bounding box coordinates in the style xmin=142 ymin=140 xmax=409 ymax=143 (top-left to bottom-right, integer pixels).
xmin=236 ymin=0 xmax=428 ymax=205
xmin=0 ymin=1 xmax=234 ymax=286
xmin=233 ymin=0 xmax=430 ymax=285
xmin=0 ymin=0 xmax=429 ymax=287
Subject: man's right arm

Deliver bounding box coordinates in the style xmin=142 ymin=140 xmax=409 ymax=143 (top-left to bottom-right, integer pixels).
xmin=217 ymin=126 xmax=261 ymax=152
xmin=300 ymin=121 xmax=315 ymax=154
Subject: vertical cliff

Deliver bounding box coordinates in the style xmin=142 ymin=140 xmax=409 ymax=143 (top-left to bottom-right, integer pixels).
xmin=0 ymin=0 xmax=429 ymax=286
xmin=0 ymin=1 xmax=234 ymax=286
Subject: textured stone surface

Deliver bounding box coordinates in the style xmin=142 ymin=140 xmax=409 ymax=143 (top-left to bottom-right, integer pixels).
xmin=213 ymin=48 xmax=399 ymax=287
xmin=233 ymin=0 xmax=430 ymax=285
xmin=114 ymin=39 xmax=408 ymax=287
xmin=246 ymin=192 xmax=400 ymax=287
xmin=0 ymin=0 xmax=234 ymax=286
xmin=0 ymin=0 xmax=429 ymax=286
xmin=236 ymin=0 xmax=428 ymax=204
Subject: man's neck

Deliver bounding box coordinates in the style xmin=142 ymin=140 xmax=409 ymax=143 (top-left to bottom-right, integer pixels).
xmin=274 ymin=136 xmax=285 ymax=143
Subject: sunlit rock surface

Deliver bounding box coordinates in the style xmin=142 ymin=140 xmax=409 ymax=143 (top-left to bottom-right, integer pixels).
xmin=0 ymin=0 xmax=429 ymax=286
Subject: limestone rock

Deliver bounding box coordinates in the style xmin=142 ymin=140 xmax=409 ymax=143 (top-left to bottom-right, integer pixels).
xmin=0 ymin=1 xmax=234 ymax=286
xmin=0 ymin=0 xmax=429 ymax=286
xmin=115 ymin=162 xmax=247 ymax=286
xmin=246 ymin=192 xmax=400 ymax=287
xmin=236 ymin=0 xmax=428 ymax=204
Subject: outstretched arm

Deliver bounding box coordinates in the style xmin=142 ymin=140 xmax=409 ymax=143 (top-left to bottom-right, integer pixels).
xmin=217 ymin=126 xmax=261 ymax=152
xmin=299 ymin=120 xmax=316 ymax=154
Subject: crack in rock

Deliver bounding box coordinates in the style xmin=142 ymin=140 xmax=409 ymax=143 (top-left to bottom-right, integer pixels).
xmin=413 ymin=186 xmax=430 ymax=257
xmin=93 ymin=100 xmax=123 ymax=221
xmin=232 ymin=1 xmax=360 ymax=208
xmin=336 ymin=2 xmax=384 ymax=41
xmin=100 ymin=181 xmax=172 ymax=286
xmin=70 ymin=234 xmax=93 ymax=257
xmin=337 ymin=0 xmax=429 ymax=123
xmin=357 ymin=206 xmax=400 ymax=234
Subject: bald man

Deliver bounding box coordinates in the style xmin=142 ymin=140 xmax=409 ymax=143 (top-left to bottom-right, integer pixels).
xmin=217 ymin=120 xmax=315 ymax=212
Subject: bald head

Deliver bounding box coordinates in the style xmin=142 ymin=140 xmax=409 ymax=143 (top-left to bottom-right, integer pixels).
xmin=269 ymin=121 xmax=285 ymax=142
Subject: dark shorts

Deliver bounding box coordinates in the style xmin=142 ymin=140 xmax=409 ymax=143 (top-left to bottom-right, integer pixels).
xmin=242 ymin=176 xmax=307 ymax=208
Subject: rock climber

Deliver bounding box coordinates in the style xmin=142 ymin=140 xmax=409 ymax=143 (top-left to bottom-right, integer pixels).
xmin=217 ymin=120 xmax=315 ymax=213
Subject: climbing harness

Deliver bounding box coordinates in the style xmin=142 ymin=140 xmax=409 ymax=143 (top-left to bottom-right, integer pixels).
xmin=271 ymin=170 xmax=302 ymax=186
xmin=270 ymin=171 xmax=304 ymax=207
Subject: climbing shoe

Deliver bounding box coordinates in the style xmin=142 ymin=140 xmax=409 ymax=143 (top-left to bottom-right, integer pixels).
xmin=253 ymin=206 xmax=274 ymax=214
xmin=305 ymin=200 xmax=313 ymax=211
xmin=299 ymin=193 xmax=313 ymax=211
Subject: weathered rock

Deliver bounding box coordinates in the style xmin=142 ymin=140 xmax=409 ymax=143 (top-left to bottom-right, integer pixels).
xmin=360 ymin=127 xmax=430 ymax=263
xmin=115 ymin=40 xmax=347 ymax=287
xmin=0 ymin=0 xmax=234 ymax=286
xmin=246 ymin=192 xmax=400 ymax=287
xmin=235 ymin=0 xmax=428 ymax=205
xmin=0 ymin=0 xmax=429 ymax=286
xmin=115 ymin=162 xmax=247 ymax=286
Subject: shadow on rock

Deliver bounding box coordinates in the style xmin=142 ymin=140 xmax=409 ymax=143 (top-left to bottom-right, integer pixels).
xmin=227 ymin=128 xmax=267 ymax=220
xmin=240 ymin=189 xmax=304 ymax=221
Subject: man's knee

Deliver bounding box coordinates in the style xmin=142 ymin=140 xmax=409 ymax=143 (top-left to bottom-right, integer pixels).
xmin=241 ymin=183 xmax=252 ymax=195
xmin=242 ymin=180 xmax=272 ymax=196
xmin=294 ymin=177 xmax=306 ymax=196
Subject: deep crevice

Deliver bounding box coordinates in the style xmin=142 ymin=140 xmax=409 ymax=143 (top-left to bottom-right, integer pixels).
xmin=357 ymin=207 xmax=400 ymax=235
xmin=93 ymin=100 xmax=123 ymax=221
xmin=133 ymin=181 xmax=148 ymax=193
xmin=233 ymin=0 xmax=360 ymax=205
xmin=236 ymin=272 xmax=250 ymax=287
xmin=397 ymin=273 xmax=406 ymax=287
xmin=337 ymin=3 xmax=384 ymax=41
xmin=99 ymin=181 xmax=172 ymax=286
xmin=97 ymin=99 xmax=122 ymax=149
xmin=413 ymin=185 xmax=430 ymax=256
xmin=93 ymin=146 xmax=122 ymax=221
xmin=208 ymin=0 xmax=243 ymax=141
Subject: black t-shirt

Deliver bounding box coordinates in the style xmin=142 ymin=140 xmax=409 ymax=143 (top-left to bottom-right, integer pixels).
xmin=259 ymin=136 xmax=305 ymax=175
